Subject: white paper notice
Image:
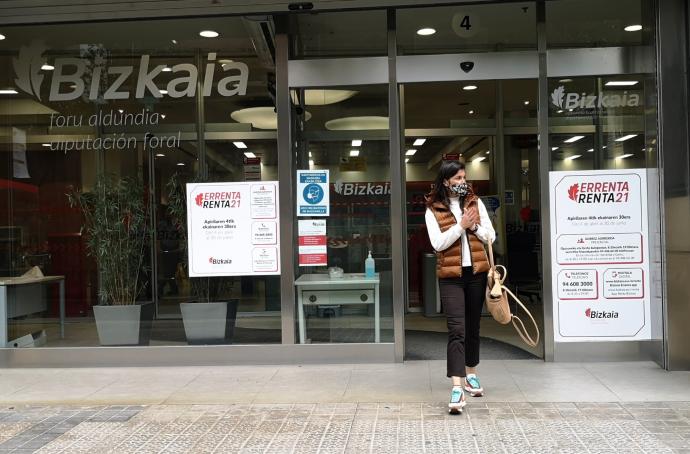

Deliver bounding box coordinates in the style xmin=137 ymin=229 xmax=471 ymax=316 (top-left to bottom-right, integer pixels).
xmin=187 ymin=182 xmax=280 ymax=276
xmin=549 ymin=170 xmax=651 ymax=341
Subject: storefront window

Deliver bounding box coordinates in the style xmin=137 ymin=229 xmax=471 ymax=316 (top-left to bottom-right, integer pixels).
xmin=0 ymin=16 xmax=279 ymax=348
xmin=291 ymin=84 xmax=393 ymax=343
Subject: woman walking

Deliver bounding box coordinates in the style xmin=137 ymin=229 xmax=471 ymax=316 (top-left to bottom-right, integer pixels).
xmin=425 ymin=160 xmax=496 ymax=414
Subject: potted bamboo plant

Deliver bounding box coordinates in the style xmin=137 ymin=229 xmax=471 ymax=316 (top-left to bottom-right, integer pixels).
xmin=68 ymin=174 xmax=154 ymax=346
xmin=166 ymin=173 xmax=238 ymax=344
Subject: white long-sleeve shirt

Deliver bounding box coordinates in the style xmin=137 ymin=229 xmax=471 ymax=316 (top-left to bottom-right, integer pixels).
xmin=425 ymin=196 xmax=496 ymax=267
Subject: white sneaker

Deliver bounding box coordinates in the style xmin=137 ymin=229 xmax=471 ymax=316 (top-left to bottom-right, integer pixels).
xmin=464 ymin=375 xmax=484 ymax=397
xmin=448 ymin=386 xmax=466 ymax=414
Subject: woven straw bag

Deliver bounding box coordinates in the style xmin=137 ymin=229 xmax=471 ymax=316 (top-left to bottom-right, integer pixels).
xmin=485 ymin=240 xmax=540 ymax=348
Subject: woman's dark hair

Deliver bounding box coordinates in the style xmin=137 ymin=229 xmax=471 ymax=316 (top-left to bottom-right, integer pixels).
xmin=427 ymin=160 xmax=466 ymax=207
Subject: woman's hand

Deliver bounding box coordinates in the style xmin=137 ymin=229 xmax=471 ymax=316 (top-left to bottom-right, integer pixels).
xmin=460 ymin=208 xmax=479 ymax=230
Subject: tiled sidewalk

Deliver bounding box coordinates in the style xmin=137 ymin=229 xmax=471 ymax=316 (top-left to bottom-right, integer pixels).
xmin=0 ymin=402 xmax=687 ymax=453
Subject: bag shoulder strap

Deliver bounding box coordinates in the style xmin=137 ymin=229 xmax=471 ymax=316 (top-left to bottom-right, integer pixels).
xmin=502 ymin=286 xmax=540 ymax=348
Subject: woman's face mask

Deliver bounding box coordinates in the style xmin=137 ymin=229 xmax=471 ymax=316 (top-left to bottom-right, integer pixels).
xmin=449 ymin=183 xmax=469 ymax=197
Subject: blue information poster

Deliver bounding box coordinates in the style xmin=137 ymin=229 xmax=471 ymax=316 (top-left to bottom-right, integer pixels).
xmin=297 ymin=170 xmax=329 ymax=216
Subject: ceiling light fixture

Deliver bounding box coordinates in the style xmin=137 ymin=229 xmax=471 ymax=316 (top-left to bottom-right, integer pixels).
xmin=176 ymin=162 xmax=185 ymax=166
xmin=118 ymin=109 xmax=124 ymax=114
xmin=587 ymin=148 xmax=594 ymax=152
xmin=524 ymin=100 xmax=530 ymax=105
xmin=233 ymin=141 xmax=247 ymax=149
xmin=292 ymin=89 xmax=358 ymax=106
xmin=309 ymin=160 xmax=314 ymax=166
xmin=605 ymin=81 xmax=639 ymax=86
xmin=350 ymin=150 xmax=360 ymax=157
xmin=244 ymin=152 xmax=256 ymax=158
xmin=615 ymin=134 xmax=638 ymax=142
xmin=417 ymin=28 xmax=436 ymax=36
xmin=162 ymin=66 xmax=172 ymax=72
xmin=324 ymin=116 xmax=388 ymax=131
xmin=625 ymin=25 xmax=642 ymax=32
xmin=42 ymin=143 xmax=51 ymax=147
xmin=551 ymin=147 xmax=559 ymax=151
xmin=617 ymin=153 xmax=634 ymax=159
xmin=469 ymin=110 xmax=475 ymax=114
xmin=199 ymin=30 xmax=219 ymax=38
xmin=171 ymin=39 xmax=178 ymax=44
xmin=41 ymin=64 xmax=54 ymax=71
xmin=0 ymin=89 xmax=18 ymax=95
xmin=233 ymin=107 xmax=311 ymax=130
xmin=405 ymin=158 xmax=410 ymax=163
xmin=159 ymin=89 xmax=168 ymax=95
xmin=161 ymin=114 xmax=166 ymax=119
xmin=564 ymin=135 xmax=585 ymax=143
xmin=557 ymin=109 xmax=564 ymax=113
xmin=558 ymin=79 xmax=573 ymax=83
xmin=485 ymin=150 xmax=491 ymax=154
xmin=565 ymin=155 xmax=582 ymax=161
xmin=0 ymin=34 xmax=5 ymax=41
xmin=473 ymin=156 xmax=487 ymax=163
xmin=406 ymin=149 xmax=417 ymax=156
xmin=352 ymin=139 xmax=362 ymax=147
xmin=413 ymin=138 xmax=426 ymax=146
xmin=156 ymin=153 xmax=165 ymax=157
xmin=309 ymin=152 xmax=312 ymax=157
xmin=463 ymin=85 xmax=478 ymax=91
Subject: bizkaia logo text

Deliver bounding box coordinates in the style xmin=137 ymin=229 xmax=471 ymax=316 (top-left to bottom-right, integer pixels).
xmin=194 ymin=191 xmax=242 ymax=208
xmin=551 ymin=85 xmax=640 ymax=110
xmin=13 ymin=41 xmax=248 ymax=102
xmin=208 ymin=257 xmax=232 ymax=265
xmin=585 ymin=308 xmax=619 ymax=319
xmin=333 ymin=180 xmax=391 ymax=196
xmin=567 ymin=181 xmax=630 ymax=203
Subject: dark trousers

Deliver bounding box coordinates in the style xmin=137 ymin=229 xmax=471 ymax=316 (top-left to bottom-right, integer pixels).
xmin=439 ymin=268 xmax=487 ymax=378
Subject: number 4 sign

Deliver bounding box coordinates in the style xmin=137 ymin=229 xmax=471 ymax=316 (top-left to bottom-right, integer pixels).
xmin=452 ymin=12 xmax=480 ymax=38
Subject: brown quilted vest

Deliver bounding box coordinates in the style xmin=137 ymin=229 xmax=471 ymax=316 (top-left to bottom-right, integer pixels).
xmin=429 ymin=195 xmax=490 ymax=278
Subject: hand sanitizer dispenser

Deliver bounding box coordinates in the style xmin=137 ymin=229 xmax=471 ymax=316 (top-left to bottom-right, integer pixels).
xmin=365 ymin=251 xmax=375 ymax=278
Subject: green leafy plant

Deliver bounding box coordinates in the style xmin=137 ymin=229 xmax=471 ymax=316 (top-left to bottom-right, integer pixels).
xmin=165 ymin=172 xmax=233 ymax=303
xmin=68 ymin=174 xmax=151 ymax=306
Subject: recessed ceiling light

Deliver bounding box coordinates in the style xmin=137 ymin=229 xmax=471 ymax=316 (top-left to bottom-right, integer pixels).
xmin=159 ymin=89 xmax=168 ymax=95
xmin=625 ymin=25 xmax=642 ymax=32
xmin=559 ymin=79 xmax=573 ymax=83
xmin=469 ymin=110 xmax=475 ymax=115
xmin=41 ymin=64 xmax=54 ymax=71
xmin=557 ymin=110 xmax=564 ymax=114
xmin=156 ymin=153 xmax=165 ymax=157
xmin=406 ymin=149 xmax=417 ymax=156
xmin=42 ymin=143 xmax=51 ymax=147
xmin=413 ymin=138 xmax=426 ymax=146
xmin=309 ymin=160 xmax=314 ymax=166
xmin=118 ymin=109 xmax=124 ymax=114
xmin=552 ymin=147 xmax=559 ymax=151
xmin=463 ymin=85 xmax=478 ymax=91
xmin=352 ymin=139 xmax=362 ymax=147
xmin=405 ymin=158 xmax=410 ymax=163
xmin=568 ymin=108 xmax=574 ymax=112
xmin=524 ymin=100 xmax=530 ymax=105
xmin=605 ymin=81 xmax=638 ymax=86
xmin=233 ymin=141 xmax=247 ymax=149
xmin=161 ymin=114 xmax=166 ymax=119
xmin=587 ymin=148 xmax=594 ymax=152
xmin=565 ymin=155 xmax=582 ymax=161
xmin=218 ymin=59 xmax=233 ymax=64
xmin=618 ymin=153 xmax=634 ymax=159
xmin=615 ymin=134 xmax=638 ymax=142
xmin=0 ymin=89 xmax=18 ymax=95
xmin=485 ymin=150 xmax=491 ymax=155
xmin=244 ymin=152 xmax=256 ymax=158
xmin=417 ymin=28 xmax=436 ymax=36
xmin=0 ymin=34 xmax=5 ymax=41
xmin=603 ymin=145 xmax=607 ymax=149
xmin=473 ymin=156 xmax=486 ymax=163
xmin=176 ymin=162 xmax=185 ymax=166
xmin=171 ymin=39 xmax=178 ymax=44
xmin=564 ymin=135 xmax=585 ymax=143
xmin=199 ymin=30 xmax=219 ymax=38
xmin=162 ymin=66 xmax=172 ymax=72
xmin=308 ymin=151 xmax=312 ymax=157
xmin=350 ymin=150 xmax=360 ymax=157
